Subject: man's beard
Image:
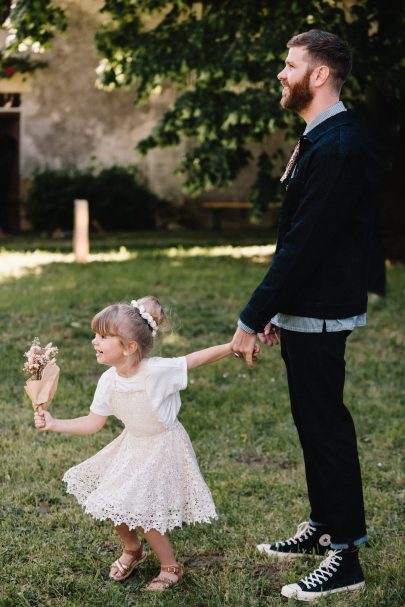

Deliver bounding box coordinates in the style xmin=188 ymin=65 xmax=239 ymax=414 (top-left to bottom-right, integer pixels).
xmin=281 ymin=69 xmax=313 ymax=113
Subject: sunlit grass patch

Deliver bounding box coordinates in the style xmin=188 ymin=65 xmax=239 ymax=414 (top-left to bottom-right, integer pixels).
xmin=0 ymin=243 xmax=276 ymax=283
xmin=0 ymin=247 xmax=137 ymax=281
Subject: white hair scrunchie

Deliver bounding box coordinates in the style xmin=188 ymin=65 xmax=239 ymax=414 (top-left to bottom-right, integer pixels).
xmin=130 ymin=300 xmax=158 ymax=336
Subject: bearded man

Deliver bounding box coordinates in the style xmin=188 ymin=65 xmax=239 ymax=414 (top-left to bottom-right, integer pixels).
xmin=231 ymin=30 xmax=376 ymax=601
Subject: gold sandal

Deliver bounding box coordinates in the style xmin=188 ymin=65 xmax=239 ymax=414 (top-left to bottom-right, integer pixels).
xmin=110 ymin=543 xmax=146 ymax=581
xmin=145 ymin=564 xmax=183 ymax=591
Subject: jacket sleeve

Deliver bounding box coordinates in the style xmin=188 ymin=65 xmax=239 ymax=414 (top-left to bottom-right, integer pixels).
xmin=239 ymin=138 xmax=366 ymax=332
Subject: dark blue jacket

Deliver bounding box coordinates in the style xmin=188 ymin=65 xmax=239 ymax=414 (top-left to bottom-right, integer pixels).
xmin=240 ymin=111 xmax=376 ymax=333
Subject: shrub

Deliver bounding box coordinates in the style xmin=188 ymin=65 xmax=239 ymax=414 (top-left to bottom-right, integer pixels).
xmin=26 ymin=165 xmax=162 ymax=231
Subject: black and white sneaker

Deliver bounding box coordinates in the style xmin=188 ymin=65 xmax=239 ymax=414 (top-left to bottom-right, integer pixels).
xmin=281 ymin=549 xmax=365 ymax=601
xmin=257 ymin=521 xmax=331 ymax=559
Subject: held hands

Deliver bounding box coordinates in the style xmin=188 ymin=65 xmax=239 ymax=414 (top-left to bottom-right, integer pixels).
xmin=258 ymin=322 xmax=280 ymax=347
xmin=231 ymin=323 xmax=280 ymax=367
xmin=34 ymin=409 xmax=55 ymax=432
xmin=231 ymin=327 xmax=260 ymax=368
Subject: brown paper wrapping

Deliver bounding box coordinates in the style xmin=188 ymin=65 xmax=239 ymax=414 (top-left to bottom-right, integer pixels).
xmin=25 ymin=361 xmax=60 ymax=411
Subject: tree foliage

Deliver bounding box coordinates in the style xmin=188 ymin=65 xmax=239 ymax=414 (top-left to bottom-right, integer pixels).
xmin=0 ymin=0 xmax=66 ymax=77
xmin=3 ymin=0 xmax=66 ymax=52
xmin=95 ymin=0 xmax=405 ymax=208
xmin=1 ymin=1 xmax=405 ymax=223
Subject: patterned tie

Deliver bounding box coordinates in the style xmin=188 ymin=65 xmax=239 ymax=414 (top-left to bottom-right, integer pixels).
xmin=280 ymin=140 xmax=300 ymax=183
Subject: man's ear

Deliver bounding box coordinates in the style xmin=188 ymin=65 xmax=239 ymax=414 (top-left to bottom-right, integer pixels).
xmin=312 ymin=65 xmax=330 ymax=88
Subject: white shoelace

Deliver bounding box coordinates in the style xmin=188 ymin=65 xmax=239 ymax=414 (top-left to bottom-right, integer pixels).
xmin=275 ymin=521 xmax=316 ymax=547
xmin=300 ymin=550 xmax=343 ymax=589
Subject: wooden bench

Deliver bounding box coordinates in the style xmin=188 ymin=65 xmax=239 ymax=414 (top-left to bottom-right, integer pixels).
xmin=201 ymin=201 xmax=252 ymax=230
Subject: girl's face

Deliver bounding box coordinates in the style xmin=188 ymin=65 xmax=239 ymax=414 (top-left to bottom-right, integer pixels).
xmin=92 ymin=333 xmax=127 ymax=367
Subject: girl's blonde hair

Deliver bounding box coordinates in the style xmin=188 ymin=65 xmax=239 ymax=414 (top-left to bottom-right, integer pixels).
xmin=91 ymin=296 xmax=167 ymax=361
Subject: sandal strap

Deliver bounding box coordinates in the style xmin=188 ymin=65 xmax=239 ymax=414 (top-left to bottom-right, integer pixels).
xmin=112 ymin=545 xmax=144 ymax=574
xmin=113 ymin=559 xmax=129 ymax=574
xmin=161 ymin=564 xmax=182 ymax=575
xmin=123 ymin=543 xmax=143 ymax=557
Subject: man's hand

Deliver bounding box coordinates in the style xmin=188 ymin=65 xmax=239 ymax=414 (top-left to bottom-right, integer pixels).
xmin=231 ymin=327 xmax=258 ymax=368
xmin=258 ymin=322 xmax=280 ymax=347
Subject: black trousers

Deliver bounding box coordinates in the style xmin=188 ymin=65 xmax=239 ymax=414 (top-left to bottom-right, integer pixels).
xmin=280 ymin=328 xmax=367 ymax=545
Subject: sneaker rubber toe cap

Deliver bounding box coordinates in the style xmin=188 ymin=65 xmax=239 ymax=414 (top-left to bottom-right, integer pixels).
xmin=281 ymin=583 xmax=303 ymax=599
xmin=256 ymin=544 xmax=272 ymax=554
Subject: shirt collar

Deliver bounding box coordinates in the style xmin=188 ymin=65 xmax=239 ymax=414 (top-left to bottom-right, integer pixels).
xmin=303 ymin=101 xmax=346 ymax=135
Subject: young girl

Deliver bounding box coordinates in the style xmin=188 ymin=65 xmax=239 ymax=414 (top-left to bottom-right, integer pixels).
xmin=34 ymin=296 xmax=235 ymax=591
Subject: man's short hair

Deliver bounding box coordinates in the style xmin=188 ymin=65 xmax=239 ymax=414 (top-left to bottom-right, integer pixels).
xmin=287 ymin=29 xmax=352 ymax=91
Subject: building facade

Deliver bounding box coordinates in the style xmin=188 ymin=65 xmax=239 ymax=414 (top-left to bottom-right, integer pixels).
xmin=0 ymin=0 xmax=272 ymax=231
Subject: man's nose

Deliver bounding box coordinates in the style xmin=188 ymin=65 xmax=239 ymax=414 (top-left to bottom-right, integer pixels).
xmin=277 ymin=68 xmax=286 ymax=81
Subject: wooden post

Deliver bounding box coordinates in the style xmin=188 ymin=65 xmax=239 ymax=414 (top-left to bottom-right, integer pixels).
xmin=73 ymin=199 xmax=89 ymax=262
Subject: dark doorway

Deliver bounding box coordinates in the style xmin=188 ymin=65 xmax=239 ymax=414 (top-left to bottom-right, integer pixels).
xmin=0 ymin=111 xmax=20 ymax=233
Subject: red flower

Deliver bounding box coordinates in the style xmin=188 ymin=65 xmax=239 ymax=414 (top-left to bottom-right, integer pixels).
xmin=6 ymin=66 xmax=14 ymax=75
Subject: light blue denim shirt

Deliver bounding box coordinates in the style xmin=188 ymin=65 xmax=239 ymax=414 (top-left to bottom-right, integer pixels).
xmin=239 ymin=101 xmax=367 ymax=335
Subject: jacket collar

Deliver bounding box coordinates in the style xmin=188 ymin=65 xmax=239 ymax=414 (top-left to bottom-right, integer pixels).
xmin=303 ymin=110 xmax=356 ymax=143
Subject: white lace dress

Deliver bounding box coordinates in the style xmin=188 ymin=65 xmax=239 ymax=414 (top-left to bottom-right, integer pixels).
xmin=62 ymin=357 xmax=217 ymax=534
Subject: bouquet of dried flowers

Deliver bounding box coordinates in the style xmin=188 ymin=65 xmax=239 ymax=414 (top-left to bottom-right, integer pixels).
xmin=23 ymin=337 xmax=60 ymax=411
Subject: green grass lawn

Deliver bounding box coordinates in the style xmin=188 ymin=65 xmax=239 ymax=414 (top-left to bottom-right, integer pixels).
xmin=0 ymin=236 xmax=404 ymax=607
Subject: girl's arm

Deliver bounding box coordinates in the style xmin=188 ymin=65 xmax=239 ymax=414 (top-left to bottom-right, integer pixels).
xmin=34 ymin=409 xmax=107 ymax=435
xmin=186 ymin=343 xmax=233 ymax=370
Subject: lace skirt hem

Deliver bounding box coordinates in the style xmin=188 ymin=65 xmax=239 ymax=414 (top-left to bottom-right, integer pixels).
xmin=65 ymin=483 xmax=218 ymax=534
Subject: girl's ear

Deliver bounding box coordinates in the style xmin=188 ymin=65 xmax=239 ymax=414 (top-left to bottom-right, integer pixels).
xmin=125 ymin=340 xmax=138 ymax=356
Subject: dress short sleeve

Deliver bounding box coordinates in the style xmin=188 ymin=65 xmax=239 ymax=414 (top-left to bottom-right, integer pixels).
xmin=90 ymin=368 xmax=114 ymax=416
xmin=145 ymin=357 xmax=188 ymax=426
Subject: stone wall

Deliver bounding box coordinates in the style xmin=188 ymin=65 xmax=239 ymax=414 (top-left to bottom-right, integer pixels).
xmin=0 ymin=0 xmax=283 ymax=226
xmin=0 ymin=0 xmax=192 ymax=204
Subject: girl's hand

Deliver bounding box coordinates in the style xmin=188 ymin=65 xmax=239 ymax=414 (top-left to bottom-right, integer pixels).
xmin=34 ymin=409 xmax=54 ymax=432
